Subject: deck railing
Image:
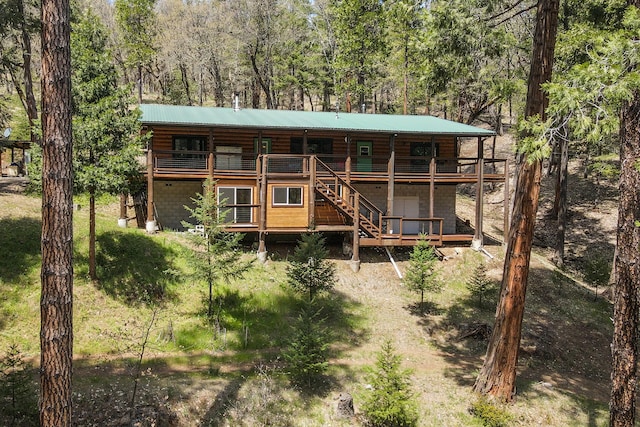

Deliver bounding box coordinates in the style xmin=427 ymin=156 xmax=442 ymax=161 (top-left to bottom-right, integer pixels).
xmin=150 ymin=150 xmax=507 ymax=181
xmin=382 ymin=216 xmax=443 ymax=236
xmin=154 ymin=150 xmax=209 ymax=171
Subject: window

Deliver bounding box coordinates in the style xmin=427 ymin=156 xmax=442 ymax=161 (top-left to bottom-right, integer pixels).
xmin=410 ymin=142 xmax=440 ymax=172
xmin=290 ymin=137 xmax=333 ymax=155
xmin=273 ymin=186 xmax=303 ymax=206
xmin=172 ymin=136 xmax=207 ymax=158
xmin=217 ymin=187 xmax=253 ymax=224
xmin=410 ymin=142 xmax=439 ymax=157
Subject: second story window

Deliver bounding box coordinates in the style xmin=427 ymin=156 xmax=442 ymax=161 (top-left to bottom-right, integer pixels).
xmin=173 ymin=136 xmax=207 ymax=158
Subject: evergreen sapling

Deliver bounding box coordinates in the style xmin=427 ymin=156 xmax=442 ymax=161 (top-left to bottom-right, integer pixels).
xmin=467 ymin=262 xmax=494 ymax=308
xmin=403 ymin=238 xmax=442 ymax=313
xmin=182 ymin=179 xmax=253 ymax=323
xmin=286 ymin=233 xmax=336 ymax=301
xmin=361 ymin=339 xmax=418 ymax=427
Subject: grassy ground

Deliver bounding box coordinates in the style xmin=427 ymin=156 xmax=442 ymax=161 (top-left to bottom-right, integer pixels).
xmin=0 ymin=179 xmax=614 ymax=426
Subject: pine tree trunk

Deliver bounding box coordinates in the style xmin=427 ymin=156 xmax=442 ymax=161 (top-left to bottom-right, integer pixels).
xmin=89 ymin=190 xmax=97 ymax=280
xmin=552 ymin=138 xmax=568 ymax=266
xmin=473 ymin=157 xmax=542 ymax=399
xmin=403 ymin=39 xmax=409 ymax=115
xmin=40 ymin=0 xmax=74 ymax=423
xmin=137 ymin=63 xmax=143 ymax=104
xmin=473 ymin=0 xmax=559 ymax=401
xmin=180 ymin=63 xmax=192 ymax=106
xmin=17 ymin=0 xmax=39 ymax=143
xmin=609 ymin=72 xmax=640 ymax=427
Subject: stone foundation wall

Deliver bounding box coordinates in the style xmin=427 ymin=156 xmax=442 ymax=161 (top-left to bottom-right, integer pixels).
xmin=154 ymin=180 xmax=203 ymax=230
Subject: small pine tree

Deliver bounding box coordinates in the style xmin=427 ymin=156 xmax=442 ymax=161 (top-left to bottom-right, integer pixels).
xmin=467 ymin=262 xmax=494 ymax=308
xmin=361 ymin=339 xmax=418 ymax=427
xmin=286 ymin=233 xmax=336 ymax=301
xmin=282 ymin=304 xmax=330 ymax=390
xmin=403 ymin=238 xmax=442 ymax=313
xmin=0 ymin=345 xmax=38 ymax=425
xmin=182 ymin=179 xmax=253 ymax=321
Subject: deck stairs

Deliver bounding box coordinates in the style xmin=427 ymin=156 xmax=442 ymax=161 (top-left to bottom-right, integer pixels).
xmin=314 ymin=158 xmax=384 ymax=241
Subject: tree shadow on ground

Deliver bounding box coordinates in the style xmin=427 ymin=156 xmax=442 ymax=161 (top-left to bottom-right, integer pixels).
xmin=176 ymin=283 xmax=368 ymax=357
xmin=405 ymin=301 xmax=444 ymax=317
xmin=406 ymin=263 xmax=612 ymax=419
xmin=86 ymin=230 xmax=181 ymax=306
xmin=0 ymin=217 xmax=41 ymax=332
xmin=0 ymin=217 xmax=41 ymax=283
xmin=70 ymin=282 xmax=367 ymax=425
xmin=200 ymin=280 xmax=368 ymax=410
xmin=200 ymin=375 xmax=247 ymax=427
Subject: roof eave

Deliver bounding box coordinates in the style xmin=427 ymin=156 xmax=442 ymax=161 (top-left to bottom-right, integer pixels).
xmin=140 ymin=120 xmax=496 ymax=137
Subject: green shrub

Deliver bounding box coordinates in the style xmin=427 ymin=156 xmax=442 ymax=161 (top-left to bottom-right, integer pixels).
xmin=361 ymin=339 xmax=418 ymax=427
xmin=469 ymin=397 xmax=513 ymax=427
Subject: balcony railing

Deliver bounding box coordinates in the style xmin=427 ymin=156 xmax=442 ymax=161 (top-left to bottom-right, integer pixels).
xmin=150 ymin=150 xmax=507 ymax=181
xmin=154 ymin=150 xmax=209 ymax=171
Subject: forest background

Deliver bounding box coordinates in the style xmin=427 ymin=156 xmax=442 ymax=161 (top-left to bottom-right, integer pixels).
xmin=0 ymin=0 xmax=625 ymax=136
xmin=1 ymin=0 xmax=637 ymax=425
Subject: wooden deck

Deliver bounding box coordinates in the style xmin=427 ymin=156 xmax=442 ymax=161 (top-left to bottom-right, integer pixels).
xmin=148 ymin=152 xmax=508 ymax=185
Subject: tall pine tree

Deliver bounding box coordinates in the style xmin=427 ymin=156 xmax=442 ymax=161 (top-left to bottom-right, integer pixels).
xmin=331 ymin=0 xmax=387 ymax=111
xmin=610 ymin=3 xmax=640 ymax=424
xmin=473 ymin=0 xmax=560 ymax=401
xmin=72 ymin=9 xmax=145 ymax=280
xmin=40 ymin=0 xmax=73 ymax=422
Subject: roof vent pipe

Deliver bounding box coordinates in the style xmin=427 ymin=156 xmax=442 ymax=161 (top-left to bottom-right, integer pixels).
xmin=233 ymin=94 xmax=240 ymax=112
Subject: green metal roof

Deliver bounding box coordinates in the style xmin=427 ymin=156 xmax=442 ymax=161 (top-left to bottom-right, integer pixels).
xmin=139 ymin=104 xmax=495 ymax=137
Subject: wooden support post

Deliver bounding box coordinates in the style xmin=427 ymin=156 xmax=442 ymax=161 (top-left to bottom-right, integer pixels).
xmin=208 ymin=152 xmax=214 ymax=182
xmin=146 ymin=148 xmax=155 ymax=233
xmin=309 ymin=155 xmax=316 ymax=228
xmin=260 ymin=155 xmax=268 ymax=231
xmin=387 ymin=135 xmax=395 ymax=216
xmin=208 ymin=127 xmax=215 ymax=177
xmin=503 ymin=158 xmax=510 ymax=244
xmin=345 ymin=135 xmax=352 ymax=184
xmin=303 ymin=130 xmax=308 ymax=154
xmin=430 ymin=157 xmax=435 ymax=235
xmin=472 ymin=137 xmax=484 ymax=249
xmin=257 ymin=155 xmax=268 ymax=262
xmin=119 ymin=193 xmax=127 ymax=219
xmin=118 ymin=193 xmax=128 ymax=228
xmin=351 ymin=193 xmax=361 ymax=272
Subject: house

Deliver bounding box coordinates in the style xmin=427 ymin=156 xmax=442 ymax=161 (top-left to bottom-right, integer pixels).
xmin=0 ymin=139 xmax=30 ymax=177
xmin=137 ymin=104 xmax=508 ymax=267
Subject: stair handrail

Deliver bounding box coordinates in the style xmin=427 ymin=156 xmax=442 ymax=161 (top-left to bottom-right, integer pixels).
xmin=314 ymin=157 xmax=384 ymax=234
